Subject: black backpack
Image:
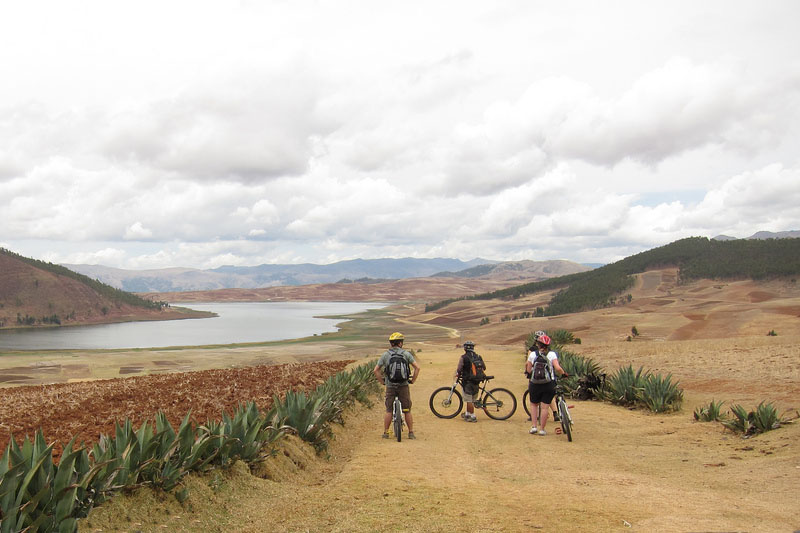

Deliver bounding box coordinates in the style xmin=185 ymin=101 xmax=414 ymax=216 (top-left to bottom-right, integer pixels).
xmin=387 ymin=351 xmax=410 ymax=384
xmin=463 ymin=351 xmax=486 ymax=383
xmin=530 ymin=354 xmax=551 ymax=384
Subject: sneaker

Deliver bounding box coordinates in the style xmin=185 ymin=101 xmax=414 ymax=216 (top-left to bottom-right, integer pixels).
xmin=529 ymin=426 xmax=538 ymax=434
xmin=537 ymin=429 xmax=547 ymax=436
xmin=408 ymin=432 xmax=416 ymax=440
xmin=382 ymin=432 xmax=390 ymax=439
xmin=461 ymin=412 xmax=468 ymax=419
xmin=467 ymin=416 xmax=477 ymax=423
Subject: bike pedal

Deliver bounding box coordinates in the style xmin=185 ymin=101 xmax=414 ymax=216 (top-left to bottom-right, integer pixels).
xmin=555 ymin=427 xmax=562 ymax=434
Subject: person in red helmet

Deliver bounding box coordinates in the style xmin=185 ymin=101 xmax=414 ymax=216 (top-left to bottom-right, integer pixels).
xmin=525 ymin=334 xmax=568 ymax=436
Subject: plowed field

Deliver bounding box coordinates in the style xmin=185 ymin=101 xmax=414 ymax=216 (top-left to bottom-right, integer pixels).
xmin=0 ymin=360 xmax=352 ymax=461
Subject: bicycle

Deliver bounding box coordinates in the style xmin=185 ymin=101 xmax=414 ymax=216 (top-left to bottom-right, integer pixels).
xmin=555 ymin=384 xmax=573 ymax=441
xmin=391 ymin=393 xmax=405 ymax=442
xmin=429 ymin=376 xmax=517 ymax=420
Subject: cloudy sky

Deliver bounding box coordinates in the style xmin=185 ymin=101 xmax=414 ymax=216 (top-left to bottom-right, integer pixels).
xmin=2 ymin=1 xmax=799 ymax=270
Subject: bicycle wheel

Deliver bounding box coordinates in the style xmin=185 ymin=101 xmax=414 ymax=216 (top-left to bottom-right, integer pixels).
xmin=393 ymin=397 xmax=403 ymax=442
xmin=558 ymin=397 xmax=572 ymax=442
xmin=429 ymin=387 xmax=463 ymax=418
xmin=522 ymin=389 xmax=530 ymax=418
xmin=482 ymin=388 xmax=517 ymax=420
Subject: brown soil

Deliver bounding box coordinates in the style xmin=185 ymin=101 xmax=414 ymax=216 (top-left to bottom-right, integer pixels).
xmin=0 ymin=361 xmax=352 ymax=461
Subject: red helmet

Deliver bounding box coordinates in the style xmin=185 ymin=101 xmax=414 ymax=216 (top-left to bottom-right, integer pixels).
xmin=538 ymin=334 xmax=551 ymax=346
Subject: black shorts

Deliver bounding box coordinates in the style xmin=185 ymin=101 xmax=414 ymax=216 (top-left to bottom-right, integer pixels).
xmin=528 ymin=381 xmax=556 ymax=404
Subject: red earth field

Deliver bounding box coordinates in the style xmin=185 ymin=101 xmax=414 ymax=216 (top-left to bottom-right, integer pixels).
xmin=0 ymin=361 xmax=351 ymax=462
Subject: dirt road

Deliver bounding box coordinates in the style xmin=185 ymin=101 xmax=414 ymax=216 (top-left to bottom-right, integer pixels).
xmin=82 ymin=340 xmax=800 ymax=532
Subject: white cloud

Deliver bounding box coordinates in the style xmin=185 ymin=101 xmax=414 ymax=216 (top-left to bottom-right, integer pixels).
xmin=1 ymin=1 xmax=799 ymax=270
xmin=124 ymin=222 xmax=153 ymax=240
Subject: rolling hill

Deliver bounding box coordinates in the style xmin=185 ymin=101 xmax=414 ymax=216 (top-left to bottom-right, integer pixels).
xmin=0 ymin=248 xmax=210 ymax=329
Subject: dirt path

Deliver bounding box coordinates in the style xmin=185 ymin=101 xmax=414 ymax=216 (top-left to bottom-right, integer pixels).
xmin=82 ymin=342 xmax=800 ymax=532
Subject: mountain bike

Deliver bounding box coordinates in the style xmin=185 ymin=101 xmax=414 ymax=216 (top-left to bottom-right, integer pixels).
xmin=555 ymin=385 xmax=573 ymax=441
xmin=391 ymin=393 xmax=405 ymax=441
xmin=429 ymin=376 xmax=517 ymax=420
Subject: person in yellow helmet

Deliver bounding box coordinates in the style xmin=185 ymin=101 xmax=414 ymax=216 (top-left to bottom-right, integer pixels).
xmin=373 ymin=332 xmax=420 ymax=439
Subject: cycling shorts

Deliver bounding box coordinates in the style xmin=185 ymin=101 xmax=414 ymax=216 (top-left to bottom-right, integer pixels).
xmin=528 ymin=381 xmax=556 ymax=405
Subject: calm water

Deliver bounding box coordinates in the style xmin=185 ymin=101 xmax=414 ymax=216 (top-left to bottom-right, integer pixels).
xmin=0 ymin=302 xmax=386 ymax=350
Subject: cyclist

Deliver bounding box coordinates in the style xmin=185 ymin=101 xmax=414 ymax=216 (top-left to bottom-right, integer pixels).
xmin=526 ymin=334 xmax=568 ymax=436
xmin=374 ymin=332 xmax=420 ymax=439
xmin=525 ymin=331 xmax=558 ymax=422
xmin=453 ymin=340 xmax=487 ymax=422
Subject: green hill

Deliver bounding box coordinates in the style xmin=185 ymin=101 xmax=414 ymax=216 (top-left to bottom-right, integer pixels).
xmin=425 ymin=236 xmax=800 ymax=315
xmin=0 ymin=248 xmax=171 ymax=329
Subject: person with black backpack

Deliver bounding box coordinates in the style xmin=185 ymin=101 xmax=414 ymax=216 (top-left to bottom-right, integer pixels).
xmin=453 ymin=340 xmax=486 ymax=422
xmin=374 ymin=332 xmax=420 ymax=439
xmin=525 ymin=334 xmax=567 ymax=436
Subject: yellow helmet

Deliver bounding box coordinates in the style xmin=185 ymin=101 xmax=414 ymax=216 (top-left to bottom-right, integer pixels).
xmin=388 ymin=332 xmax=404 ymax=341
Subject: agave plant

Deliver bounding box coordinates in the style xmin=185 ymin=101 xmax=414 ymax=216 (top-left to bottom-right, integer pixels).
xmin=751 ymin=401 xmax=785 ymax=433
xmin=596 ymin=365 xmax=649 ymax=406
xmin=693 ymin=400 xmax=726 ymax=422
xmin=722 ymin=404 xmax=755 ymax=435
xmin=638 ymin=373 xmax=683 ymax=413
xmin=723 ymin=401 xmax=788 ymax=436
xmin=0 ymin=430 xmax=85 ymax=533
xmin=268 ymin=390 xmax=333 ymax=454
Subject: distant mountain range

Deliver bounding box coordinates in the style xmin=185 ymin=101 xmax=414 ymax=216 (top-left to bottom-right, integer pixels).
xmin=712 ymin=230 xmax=800 ymax=241
xmin=64 ymin=258 xmax=591 ymax=293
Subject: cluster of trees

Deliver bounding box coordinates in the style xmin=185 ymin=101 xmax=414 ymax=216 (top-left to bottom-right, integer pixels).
xmin=16 ymin=313 xmax=62 ymax=325
xmin=425 ymin=237 xmax=800 ymax=317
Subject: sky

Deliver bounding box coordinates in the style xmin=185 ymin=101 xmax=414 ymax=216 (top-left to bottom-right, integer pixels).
xmin=2 ymin=0 xmax=799 ymax=270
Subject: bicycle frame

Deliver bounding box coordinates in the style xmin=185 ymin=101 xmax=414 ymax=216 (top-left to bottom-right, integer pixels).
xmin=429 ymin=377 xmax=517 ymax=420
xmin=392 ymin=394 xmax=404 ymax=442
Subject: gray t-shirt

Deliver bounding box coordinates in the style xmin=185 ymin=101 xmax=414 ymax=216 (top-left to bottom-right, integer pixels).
xmin=377 ymin=347 xmax=415 ymax=385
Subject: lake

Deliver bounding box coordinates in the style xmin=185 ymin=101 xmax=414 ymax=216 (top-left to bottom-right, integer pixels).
xmin=0 ymin=302 xmax=387 ymax=350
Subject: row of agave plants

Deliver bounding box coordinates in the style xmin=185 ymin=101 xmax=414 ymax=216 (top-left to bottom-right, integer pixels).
xmin=0 ymin=361 xmax=380 ymax=533
xmin=529 ymin=329 xmax=683 ymax=413
xmin=539 ymin=329 xmax=795 ymax=428
xmin=693 ymin=399 xmax=795 ymax=436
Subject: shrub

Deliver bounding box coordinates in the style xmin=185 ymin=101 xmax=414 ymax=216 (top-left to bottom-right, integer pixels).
xmin=720 ymin=402 xmax=792 ymax=436
xmin=767 ymin=330 xmax=777 ymax=336
xmin=693 ymin=400 xmax=726 ymax=422
xmin=548 ymin=329 xmax=575 ymax=347
xmin=638 ymin=373 xmax=683 ymax=413
xmin=597 ymin=365 xmax=648 ymax=406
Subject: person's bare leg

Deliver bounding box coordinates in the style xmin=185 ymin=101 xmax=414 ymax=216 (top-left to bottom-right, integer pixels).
xmin=404 ymin=412 xmax=414 ymax=433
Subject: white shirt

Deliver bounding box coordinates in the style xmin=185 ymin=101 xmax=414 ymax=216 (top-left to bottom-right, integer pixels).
xmin=527 ymin=350 xmax=558 ymax=382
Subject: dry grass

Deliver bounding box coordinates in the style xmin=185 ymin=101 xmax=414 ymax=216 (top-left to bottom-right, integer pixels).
xmin=79 ymin=336 xmax=800 ymax=532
